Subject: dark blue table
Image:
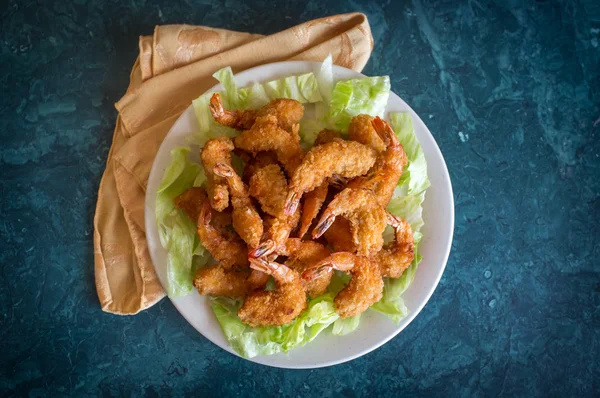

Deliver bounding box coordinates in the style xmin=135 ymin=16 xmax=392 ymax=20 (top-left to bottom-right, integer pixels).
xmin=2 ymin=0 xmax=599 ymax=395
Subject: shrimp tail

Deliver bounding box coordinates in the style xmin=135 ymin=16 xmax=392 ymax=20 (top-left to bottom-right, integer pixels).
xmin=199 ymin=200 xmax=212 ymax=225
xmin=302 ymin=265 xmax=332 ymax=282
xmin=248 ymin=239 xmax=276 ymax=258
xmin=284 ymin=191 xmax=300 ymax=215
xmin=312 ymin=214 xmax=335 ymax=239
xmin=209 ymin=93 xmax=225 ymax=120
xmin=371 ymin=116 xmax=399 ymax=147
xmin=248 ymin=257 xmax=272 ymax=274
xmin=213 ymin=162 xmax=235 ymax=178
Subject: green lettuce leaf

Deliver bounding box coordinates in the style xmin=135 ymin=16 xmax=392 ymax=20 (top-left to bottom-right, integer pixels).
xmin=386 ymin=191 xmax=425 ymax=240
xmin=332 ymin=314 xmax=361 ymax=336
xmin=391 ymin=112 xmax=431 ymax=195
xmin=155 ymin=146 xmax=210 ymax=297
xmin=211 ymin=293 xmax=339 ymax=358
xmin=328 ymin=76 xmax=390 ymax=131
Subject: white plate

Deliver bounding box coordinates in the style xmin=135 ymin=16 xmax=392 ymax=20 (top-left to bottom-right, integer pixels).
xmin=145 ymin=61 xmax=454 ymax=369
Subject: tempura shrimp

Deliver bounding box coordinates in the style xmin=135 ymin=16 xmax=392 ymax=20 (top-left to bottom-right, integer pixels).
xmin=280 ymin=238 xmax=332 ymax=298
xmin=374 ymin=213 xmax=415 ymax=278
xmin=213 ymin=162 xmax=263 ymax=248
xmin=313 ymin=188 xmax=387 ymax=256
xmin=297 ymin=182 xmax=328 ymax=239
xmin=210 ymin=93 xmax=304 ymax=132
xmin=323 ymin=217 xmax=356 ymax=253
xmin=248 ymin=163 xmax=288 ymax=217
xmin=350 ymin=117 xmax=408 ymax=207
xmin=348 ymin=114 xmax=386 ymax=153
xmin=193 ymin=265 xmax=252 ymax=298
xmin=297 ymin=129 xmax=343 ymax=239
xmin=313 ymin=129 xmax=342 ymax=146
xmin=284 ymin=140 xmax=377 ymax=215
xmin=201 ymin=137 xmax=235 ymax=211
xmin=196 ymin=201 xmax=248 ymax=268
xmin=234 ymin=115 xmax=305 ymax=175
xmin=175 ymin=187 xmax=232 ymax=232
xmin=238 ymin=258 xmax=307 ymax=327
xmin=249 ymin=208 xmax=301 ymax=258
xmin=242 ymin=151 xmax=278 ymax=182
xmin=303 ymin=252 xmax=383 ymax=318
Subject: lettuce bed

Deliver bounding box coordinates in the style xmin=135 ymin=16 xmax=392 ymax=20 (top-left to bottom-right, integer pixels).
xmin=156 ymin=57 xmax=430 ymax=358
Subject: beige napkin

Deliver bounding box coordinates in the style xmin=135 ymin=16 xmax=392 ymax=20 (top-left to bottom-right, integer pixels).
xmin=94 ymin=13 xmax=374 ymax=315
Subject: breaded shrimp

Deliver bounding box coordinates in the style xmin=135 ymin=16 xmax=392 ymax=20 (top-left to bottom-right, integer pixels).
xmin=280 ymin=238 xmax=332 ymax=298
xmin=349 ymin=117 xmax=408 ymax=207
xmin=213 ymin=162 xmax=263 ymax=248
xmin=313 ymin=188 xmax=387 ymax=256
xmin=303 ymin=252 xmax=383 ymax=318
xmin=193 ymin=265 xmax=252 ymax=298
xmin=314 ymin=129 xmax=342 ymax=145
xmin=175 ymin=187 xmax=232 ymax=232
xmin=234 ymin=115 xmax=305 ymax=175
xmin=249 ymin=208 xmax=301 ymax=258
xmin=201 ymin=137 xmax=235 ymax=212
xmin=297 ymin=182 xmax=328 ymax=239
xmin=210 ymin=93 xmax=304 ymax=132
xmin=369 ymin=117 xmax=408 ymax=205
xmin=284 ymin=140 xmax=377 ymax=215
xmin=248 ymin=163 xmax=288 ymax=217
xmin=374 ymin=213 xmax=415 ymax=278
xmin=242 ymin=151 xmax=278 ymax=182
xmin=196 ymin=201 xmax=248 ymax=268
xmin=174 ymin=187 xmax=207 ymax=223
xmin=296 ymin=129 xmax=343 ymax=239
xmin=238 ymin=258 xmax=307 ymax=327
xmin=323 ymin=217 xmax=356 ymax=253
xmin=348 ymin=114 xmax=386 ymax=153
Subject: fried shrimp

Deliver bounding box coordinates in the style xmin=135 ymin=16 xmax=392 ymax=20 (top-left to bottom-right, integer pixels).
xmin=234 ymin=115 xmax=305 ymax=174
xmin=248 ymin=163 xmax=288 ymax=217
xmin=210 ymin=93 xmax=304 ymax=132
xmin=297 ymin=182 xmax=328 ymax=239
xmin=374 ymin=213 xmax=415 ymax=278
xmin=201 ymin=137 xmax=235 ymax=211
xmin=297 ymin=129 xmax=343 ymax=238
xmin=242 ymin=151 xmax=278 ymax=182
xmin=314 ymin=129 xmax=342 ymax=145
xmin=175 ymin=187 xmax=232 ymax=232
xmin=196 ymin=201 xmax=248 ymax=268
xmin=363 ymin=116 xmax=409 ymax=206
xmin=174 ymin=187 xmax=207 ymax=223
xmin=303 ymin=252 xmax=383 ymax=318
xmin=323 ymin=217 xmax=356 ymax=252
xmin=250 ymin=208 xmax=301 ymax=258
xmin=345 ymin=117 xmax=408 ymax=205
xmin=193 ymin=265 xmax=252 ymax=298
xmin=213 ymin=162 xmax=263 ymax=248
xmin=284 ymin=140 xmax=377 ymax=215
xmin=279 ymin=239 xmax=332 ymax=298
xmin=313 ymin=188 xmax=387 ymax=256
xmin=348 ymin=114 xmax=386 ymax=153
xmin=238 ymin=258 xmax=307 ymax=327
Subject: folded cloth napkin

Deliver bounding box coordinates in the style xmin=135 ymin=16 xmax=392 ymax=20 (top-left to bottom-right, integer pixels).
xmin=94 ymin=13 xmax=374 ymax=315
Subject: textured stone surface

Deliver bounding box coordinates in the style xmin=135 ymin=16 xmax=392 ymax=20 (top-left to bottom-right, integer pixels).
xmin=1 ymin=0 xmax=599 ymax=396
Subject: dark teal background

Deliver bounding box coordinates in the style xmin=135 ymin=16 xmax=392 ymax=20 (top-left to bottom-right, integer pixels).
xmin=1 ymin=0 xmax=599 ymax=396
